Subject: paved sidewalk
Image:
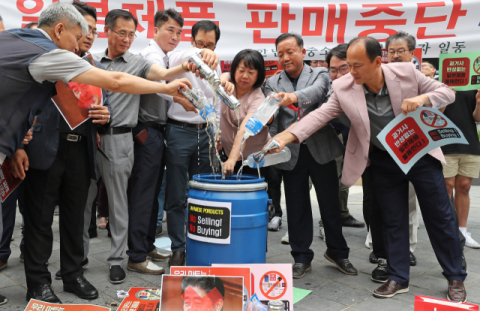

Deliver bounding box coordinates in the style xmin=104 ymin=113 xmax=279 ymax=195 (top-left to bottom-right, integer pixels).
xmin=1 ymin=185 xmax=480 ymax=310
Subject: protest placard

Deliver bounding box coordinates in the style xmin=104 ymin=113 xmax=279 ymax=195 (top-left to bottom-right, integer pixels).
xmin=377 ymin=107 xmax=468 ymax=174
xmin=52 ymin=53 xmax=103 ymax=130
xmin=439 ymin=51 xmax=480 ymax=91
xmin=1 ymin=158 xmax=22 ymax=203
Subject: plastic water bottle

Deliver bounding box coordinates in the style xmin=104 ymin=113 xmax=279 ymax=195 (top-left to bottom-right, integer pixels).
xmin=243 ymin=93 xmax=282 ymax=140
xmin=243 ymin=147 xmax=291 ymax=168
xmin=200 ymin=103 xmax=220 ymax=134
xmin=179 ymin=87 xmax=209 ymax=111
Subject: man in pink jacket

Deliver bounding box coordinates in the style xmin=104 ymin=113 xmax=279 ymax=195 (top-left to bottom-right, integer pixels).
xmin=270 ymin=37 xmax=467 ymax=301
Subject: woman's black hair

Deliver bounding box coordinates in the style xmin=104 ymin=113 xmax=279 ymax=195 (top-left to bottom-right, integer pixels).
xmin=230 ymin=49 xmax=266 ymax=90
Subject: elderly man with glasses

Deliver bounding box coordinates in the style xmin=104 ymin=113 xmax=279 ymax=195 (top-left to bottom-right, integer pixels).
xmin=92 ymin=10 xmax=218 ymax=283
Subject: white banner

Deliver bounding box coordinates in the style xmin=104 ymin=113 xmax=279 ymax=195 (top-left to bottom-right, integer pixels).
xmin=1 ymin=0 xmax=479 ymax=60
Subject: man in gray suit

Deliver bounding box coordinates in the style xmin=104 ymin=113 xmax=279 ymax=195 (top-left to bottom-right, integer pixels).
xmin=264 ymin=33 xmax=357 ymax=279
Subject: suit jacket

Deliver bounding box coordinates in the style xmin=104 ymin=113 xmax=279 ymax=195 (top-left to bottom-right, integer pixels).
xmin=264 ymin=64 xmax=344 ymax=170
xmin=24 ymin=60 xmax=111 ymax=180
xmin=290 ymin=62 xmax=455 ymax=187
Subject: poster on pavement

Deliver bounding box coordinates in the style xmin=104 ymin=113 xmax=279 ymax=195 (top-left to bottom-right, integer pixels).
xmin=160 ymin=275 xmax=243 ymax=311
xmin=24 ymin=299 xmax=110 ymax=311
xmin=213 ymin=263 xmax=293 ymax=311
xmin=377 ymin=107 xmax=468 ymax=174
xmin=170 ymin=266 xmax=251 ymax=311
xmin=116 ymin=287 xmax=161 ymax=311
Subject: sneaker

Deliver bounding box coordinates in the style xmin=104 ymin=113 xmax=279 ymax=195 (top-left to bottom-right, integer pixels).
xmin=127 ymin=259 xmax=164 ymax=275
xmin=268 ymin=216 xmax=282 ymax=231
xmin=371 ymin=258 xmax=388 ymax=283
xmin=319 ymin=220 xmax=325 ymax=242
xmin=465 ymin=232 xmax=480 ymax=249
xmin=281 ymin=232 xmax=289 ymax=244
xmin=147 ymin=248 xmax=171 ymax=262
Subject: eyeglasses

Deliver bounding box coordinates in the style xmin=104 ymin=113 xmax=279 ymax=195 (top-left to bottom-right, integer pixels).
xmin=193 ymin=40 xmax=216 ymax=50
xmin=387 ymin=48 xmax=410 ymax=56
xmin=329 ymin=64 xmax=349 ymax=77
xmin=311 ymin=61 xmax=319 ymax=65
xmin=89 ymin=30 xmax=99 ymax=37
xmin=111 ymin=29 xmax=136 ymax=40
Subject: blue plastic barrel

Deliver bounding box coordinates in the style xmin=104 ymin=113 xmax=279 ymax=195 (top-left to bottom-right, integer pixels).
xmin=186 ymin=174 xmax=269 ymax=266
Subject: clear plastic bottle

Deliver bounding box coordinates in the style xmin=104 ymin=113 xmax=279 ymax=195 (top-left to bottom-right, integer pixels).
xmin=200 ymin=103 xmax=220 ymax=135
xmin=243 ymin=93 xmax=282 ymax=140
xmin=243 ymin=147 xmax=291 ymax=168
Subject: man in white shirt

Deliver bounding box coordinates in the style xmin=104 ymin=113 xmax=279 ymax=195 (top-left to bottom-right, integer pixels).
xmin=127 ymin=8 xmax=187 ymax=275
xmin=165 ymin=21 xmax=230 ymax=266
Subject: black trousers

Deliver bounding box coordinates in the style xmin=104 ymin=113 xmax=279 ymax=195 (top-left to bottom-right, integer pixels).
xmin=24 ymin=137 xmax=90 ymax=288
xmin=282 ymin=144 xmax=349 ymax=264
xmin=370 ymin=147 xmax=466 ymax=286
xmin=363 ymin=163 xmax=466 ymax=261
xmin=267 ymin=166 xmax=283 ymax=217
xmin=362 ymin=165 xmax=387 ymax=259
xmin=127 ymin=125 xmax=165 ymax=263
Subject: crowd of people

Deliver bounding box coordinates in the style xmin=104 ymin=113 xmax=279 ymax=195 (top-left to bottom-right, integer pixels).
xmin=0 ymin=0 xmax=479 ymax=307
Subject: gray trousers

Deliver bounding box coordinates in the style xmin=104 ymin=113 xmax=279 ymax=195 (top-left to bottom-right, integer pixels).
xmin=83 ymin=179 xmax=98 ymax=261
xmin=97 ymin=131 xmax=134 ymax=266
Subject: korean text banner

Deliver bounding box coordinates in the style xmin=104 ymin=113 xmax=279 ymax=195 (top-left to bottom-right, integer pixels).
xmin=377 ymin=107 xmax=468 ymax=174
xmin=1 ymin=0 xmax=479 ymax=60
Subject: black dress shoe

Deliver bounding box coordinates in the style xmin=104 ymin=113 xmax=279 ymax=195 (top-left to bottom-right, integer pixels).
xmin=26 ymin=284 xmax=62 ymax=303
xmin=371 ymin=258 xmax=388 ymax=283
xmin=324 ymin=251 xmax=358 ymax=275
xmin=88 ymin=229 xmax=98 ymax=238
xmin=292 ymin=263 xmax=311 ymax=279
xmin=63 ymin=276 xmax=98 ymax=300
xmin=55 ymin=258 xmax=89 ymax=280
xmin=155 ymin=226 xmax=163 ymax=238
xmin=342 ymin=215 xmax=365 ymax=228
xmin=409 ymin=252 xmax=417 ymax=266
xmin=369 ymin=251 xmax=378 ymax=264
xmin=462 ymin=254 xmax=467 ymax=272
xmin=169 ymin=251 xmax=186 ymax=267
xmin=109 ymin=265 xmax=126 ymax=284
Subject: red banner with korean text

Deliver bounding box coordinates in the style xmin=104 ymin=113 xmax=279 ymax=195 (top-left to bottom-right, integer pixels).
xmin=1 ymin=0 xmax=479 ymax=61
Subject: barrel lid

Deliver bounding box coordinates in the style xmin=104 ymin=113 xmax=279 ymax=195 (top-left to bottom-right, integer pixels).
xmin=189 ymin=174 xmax=267 ymax=192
